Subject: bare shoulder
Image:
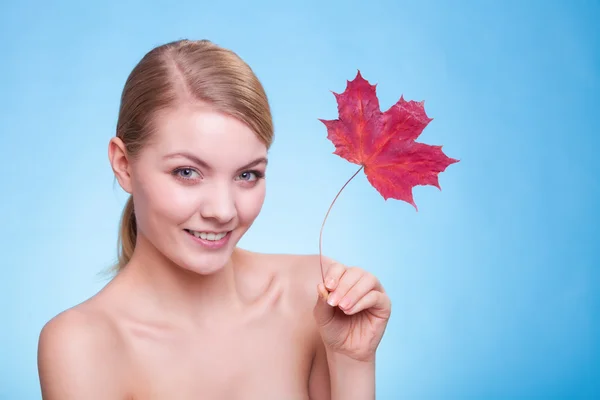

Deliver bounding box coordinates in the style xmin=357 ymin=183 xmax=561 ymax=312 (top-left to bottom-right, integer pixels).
xmin=283 ymin=253 xmax=337 ymax=302
xmin=38 ymin=301 xmax=128 ymax=399
xmin=246 ymin=249 xmax=338 ymax=312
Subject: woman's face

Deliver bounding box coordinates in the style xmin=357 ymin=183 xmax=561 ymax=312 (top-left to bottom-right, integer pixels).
xmin=124 ymin=104 xmax=268 ymax=274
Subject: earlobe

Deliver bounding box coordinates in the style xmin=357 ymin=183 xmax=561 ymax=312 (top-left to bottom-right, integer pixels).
xmin=108 ymin=137 xmax=133 ymax=194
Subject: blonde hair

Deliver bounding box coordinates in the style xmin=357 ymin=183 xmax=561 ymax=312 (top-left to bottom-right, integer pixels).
xmin=113 ymin=39 xmax=274 ymax=271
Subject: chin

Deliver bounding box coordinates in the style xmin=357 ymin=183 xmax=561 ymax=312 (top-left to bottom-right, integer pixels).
xmin=176 ymin=253 xmax=231 ymax=275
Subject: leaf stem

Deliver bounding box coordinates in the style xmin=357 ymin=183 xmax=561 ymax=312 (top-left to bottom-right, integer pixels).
xmin=319 ymin=165 xmax=365 ymax=283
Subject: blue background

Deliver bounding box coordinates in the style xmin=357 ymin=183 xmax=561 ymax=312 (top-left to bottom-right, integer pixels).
xmin=1 ymin=0 xmax=599 ymax=398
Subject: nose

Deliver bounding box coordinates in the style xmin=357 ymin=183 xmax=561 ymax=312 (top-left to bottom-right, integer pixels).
xmin=199 ymin=182 xmax=236 ymax=224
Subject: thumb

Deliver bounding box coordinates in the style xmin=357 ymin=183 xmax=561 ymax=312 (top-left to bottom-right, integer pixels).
xmin=313 ymin=283 xmax=335 ymax=327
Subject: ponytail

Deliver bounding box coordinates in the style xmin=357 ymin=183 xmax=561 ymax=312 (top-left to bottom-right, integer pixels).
xmin=116 ymin=195 xmax=137 ymax=270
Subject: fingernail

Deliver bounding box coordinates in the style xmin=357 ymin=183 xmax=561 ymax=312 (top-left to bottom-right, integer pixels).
xmin=326 ymin=278 xmax=335 ymax=289
xmin=327 ymin=294 xmax=338 ymax=306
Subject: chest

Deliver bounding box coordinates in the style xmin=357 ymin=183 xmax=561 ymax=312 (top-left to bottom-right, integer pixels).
xmin=124 ymin=316 xmax=314 ymax=399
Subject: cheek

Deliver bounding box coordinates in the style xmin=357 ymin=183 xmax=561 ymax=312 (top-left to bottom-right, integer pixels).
xmin=132 ymin=174 xmax=199 ymax=229
xmin=236 ymin=186 xmax=266 ymax=223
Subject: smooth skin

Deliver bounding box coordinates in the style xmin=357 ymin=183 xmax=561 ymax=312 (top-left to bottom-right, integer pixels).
xmin=37 ymin=103 xmax=391 ymax=400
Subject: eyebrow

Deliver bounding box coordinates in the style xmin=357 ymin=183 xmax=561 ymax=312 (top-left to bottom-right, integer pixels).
xmin=164 ymin=152 xmax=268 ymax=171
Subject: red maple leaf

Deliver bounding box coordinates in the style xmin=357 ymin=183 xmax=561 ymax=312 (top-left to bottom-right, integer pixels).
xmin=317 ymin=70 xmax=459 ymax=282
xmin=319 ymin=70 xmax=459 ymax=210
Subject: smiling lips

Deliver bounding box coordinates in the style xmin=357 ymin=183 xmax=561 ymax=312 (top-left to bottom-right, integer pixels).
xmin=184 ymin=229 xmax=232 ymax=249
xmin=185 ymin=229 xmax=228 ymax=241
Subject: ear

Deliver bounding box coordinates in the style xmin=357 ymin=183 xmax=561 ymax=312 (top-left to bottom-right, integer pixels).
xmin=108 ymin=137 xmax=133 ymax=194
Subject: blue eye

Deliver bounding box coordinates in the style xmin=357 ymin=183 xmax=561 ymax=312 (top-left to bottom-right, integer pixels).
xmin=236 ymin=170 xmax=264 ymax=181
xmin=239 ymin=171 xmax=256 ymax=181
xmin=174 ymin=168 xmax=200 ymax=180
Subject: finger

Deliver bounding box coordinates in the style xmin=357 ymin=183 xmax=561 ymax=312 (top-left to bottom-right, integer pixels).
xmin=327 ymin=267 xmax=363 ymax=307
xmin=337 ymin=273 xmax=380 ymax=312
xmin=313 ymin=283 xmax=335 ymax=327
xmin=323 ymin=262 xmax=347 ymax=292
xmin=345 ymin=290 xmax=391 ymax=318
xmin=317 ymin=282 xmax=330 ymax=300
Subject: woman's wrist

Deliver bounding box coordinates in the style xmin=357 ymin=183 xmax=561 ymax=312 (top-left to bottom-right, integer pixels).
xmin=326 ymin=349 xmax=376 ymax=400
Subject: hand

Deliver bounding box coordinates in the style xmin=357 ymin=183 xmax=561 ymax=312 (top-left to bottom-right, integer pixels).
xmin=313 ymin=260 xmax=391 ymax=363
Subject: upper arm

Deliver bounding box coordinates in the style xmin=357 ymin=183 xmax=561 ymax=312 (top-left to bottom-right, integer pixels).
xmin=299 ymin=254 xmax=337 ymax=399
xmin=308 ymin=335 xmax=331 ymax=400
xmin=37 ymin=309 xmax=125 ymax=399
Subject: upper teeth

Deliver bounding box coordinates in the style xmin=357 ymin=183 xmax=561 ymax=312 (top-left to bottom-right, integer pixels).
xmin=189 ymin=231 xmax=227 ymax=241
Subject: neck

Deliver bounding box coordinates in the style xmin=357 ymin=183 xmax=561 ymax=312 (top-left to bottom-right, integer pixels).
xmin=116 ymin=233 xmax=244 ymax=325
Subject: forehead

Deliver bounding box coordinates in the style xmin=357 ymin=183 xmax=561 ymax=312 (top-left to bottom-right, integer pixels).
xmin=148 ymin=104 xmax=267 ymax=163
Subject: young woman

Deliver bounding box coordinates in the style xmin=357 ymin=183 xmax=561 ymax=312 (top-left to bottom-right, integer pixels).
xmin=37 ymin=39 xmax=391 ymax=400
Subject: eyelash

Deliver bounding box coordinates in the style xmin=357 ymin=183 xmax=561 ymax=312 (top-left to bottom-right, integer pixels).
xmin=172 ymin=168 xmax=265 ymax=184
